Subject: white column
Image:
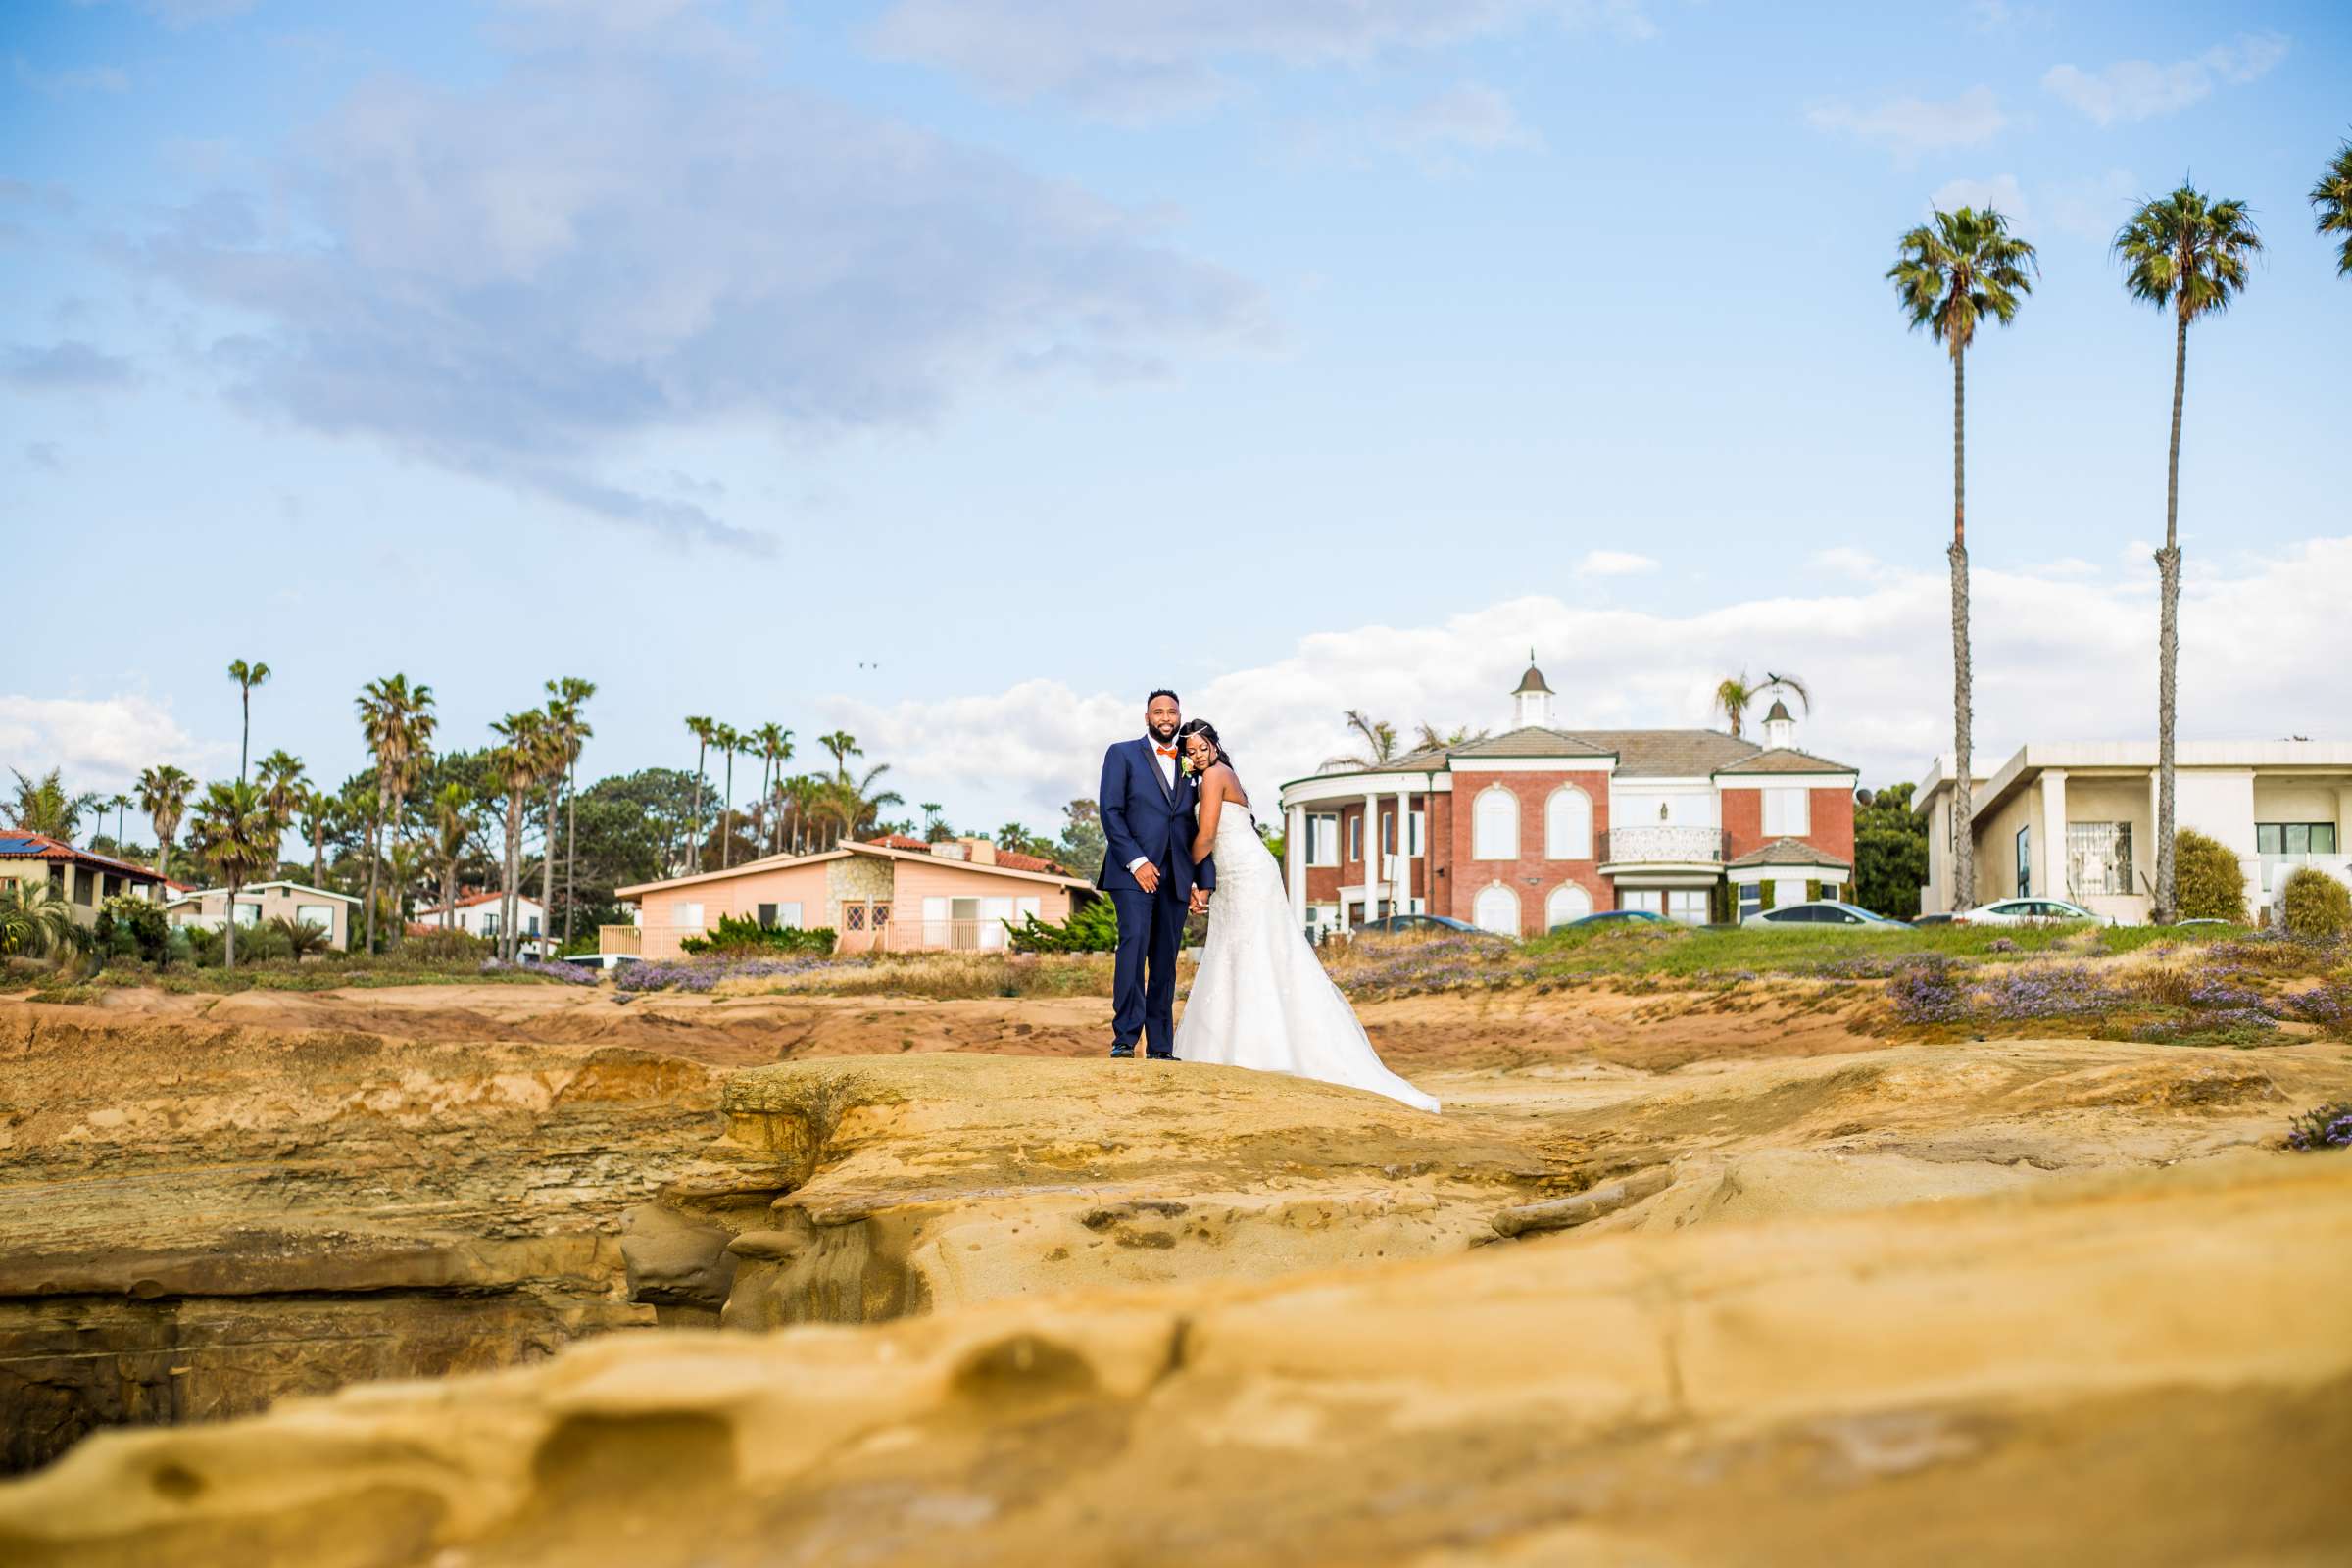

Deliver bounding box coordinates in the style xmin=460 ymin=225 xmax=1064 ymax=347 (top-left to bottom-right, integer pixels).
xmin=1365 ymin=789 xmax=1383 ymax=918
xmin=1396 ymin=787 xmax=1413 ymax=912
xmin=2040 ymin=769 xmax=2068 ymax=902
xmin=1336 ymin=804 xmax=1350 ymax=934
xmin=1287 ymin=803 xmax=1306 ymax=932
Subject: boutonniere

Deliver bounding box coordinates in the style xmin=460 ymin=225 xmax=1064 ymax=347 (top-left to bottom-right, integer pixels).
xmin=1179 ymin=757 xmax=1197 ymax=777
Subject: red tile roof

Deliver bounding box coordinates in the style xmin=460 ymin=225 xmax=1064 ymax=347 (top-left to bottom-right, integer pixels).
xmin=0 ymin=829 xmax=165 ymax=883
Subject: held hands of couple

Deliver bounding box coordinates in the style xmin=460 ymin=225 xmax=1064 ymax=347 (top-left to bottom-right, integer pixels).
xmin=1189 ymin=887 xmax=1210 ymax=917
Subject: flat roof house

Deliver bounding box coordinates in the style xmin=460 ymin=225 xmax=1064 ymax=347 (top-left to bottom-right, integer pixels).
xmin=0 ymin=831 xmax=166 ymax=926
xmin=612 ymin=836 xmax=1093 ymax=960
xmin=1276 ymin=665 xmax=1859 ymax=936
xmin=412 ymin=889 xmax=552 ymax=956
xmin=1914 ymin=740 xmax=2352 ymax=924
xmin=163 ymin=881 xmax=361 ymax=951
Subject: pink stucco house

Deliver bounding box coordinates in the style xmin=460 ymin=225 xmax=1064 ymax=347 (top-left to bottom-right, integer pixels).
xmin=611 ymin=836 xmax=1093 ymax=959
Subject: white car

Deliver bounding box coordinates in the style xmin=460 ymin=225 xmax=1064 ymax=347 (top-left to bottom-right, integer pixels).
xmin=1740 ymin=900 xmax=1909 ymax=931
xmin=1956 ymin=897 xmax=2113 ymax=927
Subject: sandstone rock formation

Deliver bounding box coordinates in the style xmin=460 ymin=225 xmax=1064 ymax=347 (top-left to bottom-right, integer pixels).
xmin=2 ymin=1151 xmax=2343 ymax=1566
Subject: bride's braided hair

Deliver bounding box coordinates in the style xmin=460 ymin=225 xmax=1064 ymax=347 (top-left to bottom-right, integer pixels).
xmin=1176 ymin=719 xmax=1230 ymax=770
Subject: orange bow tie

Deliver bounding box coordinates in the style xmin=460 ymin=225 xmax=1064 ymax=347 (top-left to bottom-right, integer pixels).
xmin=1156 ymin=746 xmax=1177 ymax=759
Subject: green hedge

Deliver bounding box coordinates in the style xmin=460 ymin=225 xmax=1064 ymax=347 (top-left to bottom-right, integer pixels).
xmin=2278 ymin=867 xmax=2352 ymax=941
xmin=2173 ymin=828 xmax=2248 ymax=924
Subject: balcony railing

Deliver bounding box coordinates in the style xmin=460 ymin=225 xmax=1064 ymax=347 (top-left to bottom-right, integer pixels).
xmin=599 ymin=924 xmax=643 ymax=956
xmin=1595 ymin=825 xmax=1729 ymax=866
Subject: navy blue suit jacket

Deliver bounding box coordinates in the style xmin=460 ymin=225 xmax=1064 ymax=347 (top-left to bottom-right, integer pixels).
xmin=1096 ymin=739 xmax=1216 ymax=898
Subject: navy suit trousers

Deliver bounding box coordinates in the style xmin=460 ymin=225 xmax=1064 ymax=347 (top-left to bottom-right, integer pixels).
xmin=1109 ymin=877 xmax=1188 ymax=1054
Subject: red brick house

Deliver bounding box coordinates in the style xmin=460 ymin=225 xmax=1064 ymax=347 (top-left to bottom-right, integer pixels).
xmin=1275 ymin=662 xmax=1858 ymax=936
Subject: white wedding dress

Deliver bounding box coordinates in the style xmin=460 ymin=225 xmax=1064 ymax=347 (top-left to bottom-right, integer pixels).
xmin=1173 ymin=787 xmax=1440 ymax=1112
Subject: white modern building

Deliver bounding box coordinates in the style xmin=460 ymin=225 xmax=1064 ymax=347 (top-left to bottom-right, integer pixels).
xmin=414 ymin=889 xmax=552 ymax=956
xmin=163 ymin=881 xmax=360 ymax=951
xmin=1914 ymin=741 xmax=2352 ymax=924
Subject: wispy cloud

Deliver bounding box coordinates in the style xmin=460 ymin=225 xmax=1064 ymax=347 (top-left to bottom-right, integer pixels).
xmin=868 ymin=0 xmax=1653 ymax=121
xmin=11 ymin=55 xmax=130 ymax=95
xmin=69 ymin=0 xmax=258 ymax=29
xmin=2044 ymin=168 xmax=2137 ymax=240
xmin=816 ymin=537 xmax=2352 ymax=817
xmin=2 ymin=339 xmax=135 ymax=390
xmin=137 ymin=35 xmax=1268 ymax=552
xmin=2042 ymin=32 xmax=2288 ymax=126
xmin=1576 ymin=549 xmax=1657 ymax=577
xmin=1806 ymin=85 xmax=2005 ymax=163
xmin=1392 ymin=81 xmax=1543 ymax=155
xmin=23 ymin=441 xmax=64 ymax=470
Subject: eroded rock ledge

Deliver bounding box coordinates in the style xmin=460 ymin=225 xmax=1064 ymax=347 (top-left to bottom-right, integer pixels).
xmin=637 ymin=1054 xmax=1574 ymax=1332
xmin=4 ymin=1152 xmax=2344 ymax=1566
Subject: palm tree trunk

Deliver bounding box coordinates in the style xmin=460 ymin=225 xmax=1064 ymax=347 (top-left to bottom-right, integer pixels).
xmin=721 ymin=751 xmax=735 ymax=870
xmin=310 ymin=824 xmax=324 ymax=889
xmin=503 ymin=799 xmax=522 ymax=962
xmin=239 ymin=692 xmax=250 ymax=785
xmin=442 ymin=852 xmax=457 ymax=933
xmin=564 ymin=762 xmax=578 ymax=948
xmin=363 ymin=791 xmax=384 ymax=956
xmin=690 ymin=741 xmax=706 ymax=875
xmin=1949 ymin=347 xmax=1976 ymax=911
xmin=540 ymin=779 xmax=559 ymax=957
xmin=223 ymin=877 xmax=238 ymax=970
xmin=2153 ymin=313 xmax=2188 ymax=924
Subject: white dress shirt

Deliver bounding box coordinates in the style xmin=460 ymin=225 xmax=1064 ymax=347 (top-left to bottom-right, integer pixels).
xmin=1128 ymin=734 xmax=1178 ymax=874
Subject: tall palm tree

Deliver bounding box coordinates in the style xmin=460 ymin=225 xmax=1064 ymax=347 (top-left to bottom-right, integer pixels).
xmin=818 ymin=730 xmax=861 ymax=778
xmin=1890 ymin=204 xmax=2037 ymax=915
xmin=186 ymin=779 xmax=276 ymax=970
xmin=9 ymin=768 xmax=102 ymax=842
xmin=546 ymin=677 xmax=597 ymax=947
xmin=255 ymin=750 xmax=307 ymax=866
xmin=430 ymin=782 xmax=474 ymax=930
xmin=711 ymin=722 xmax=744 ymax=869
xmin=2115 ymin=184 xmax=2261 ymax=924
xmin=226 ymin=659 xmax=270 ymax=784
xmin=137 ymin=764 xmax=194 ymax=881
xmin=754 ymin=723 xmax=793 ymax=856
xmin=780 ymin=774 xmax=823 ymax=855
xmin=100 ymin=793 xmax=129 ymax=850
xmin=818 ymin=763 xmax=903 ymax=847
xmin=684 ymin=715 xmax=714 ymax=874
xmin=354 ymin=675 xmax=438 ymax=955
xmin=489 ymin=709 xmax=559 ymax=962
xmin=297 ymin=786 xmax=338 ymax=888
xmin=2312 ymin=134 xmax=2352 ymax=277
xmin=1324 ymin=710 xmax=1400 ymax=770
xmin=1412 ymin=722 xmax=1490 ymax=752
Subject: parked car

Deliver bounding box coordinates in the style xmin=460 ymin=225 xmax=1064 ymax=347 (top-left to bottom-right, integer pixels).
xmin=1910 ymin=911 xmax=1957 ymax=927
xmin=1559 ymin=909 xmax=1666 ymax=929
xmin=1350 ymin=913 xmax=1495 ymax=938
xmin=1741 ymin=900 xmax=1909 ymax=930
xmin=1955 ymin=898 xmax=2113 ymax=927
xmin=558 ymin=952 xmax=638 ymax=971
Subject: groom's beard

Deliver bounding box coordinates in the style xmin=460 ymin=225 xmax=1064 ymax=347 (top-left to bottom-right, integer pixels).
xmin=1151 ymin=724 xmax=1179 ymax=743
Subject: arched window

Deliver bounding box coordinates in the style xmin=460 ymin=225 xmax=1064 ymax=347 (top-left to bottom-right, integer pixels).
xmin=1472 ymin=884 xmax=1521 ymax=936
xmin=1544 ymin=883 xmax=1592 ymax=931
xmin=1472 ymin=786 xmax=1519 ymax=860
xmin=1544 ymin=784 xmax=1592 ymax=860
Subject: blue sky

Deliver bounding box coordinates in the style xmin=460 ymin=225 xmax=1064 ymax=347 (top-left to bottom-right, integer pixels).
xmin=5 ymin=0 xmax=2349 ymax=831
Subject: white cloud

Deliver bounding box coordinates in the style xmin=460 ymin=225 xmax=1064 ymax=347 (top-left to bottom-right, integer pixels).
xmin=868 ymin=1 xmax=1653 ymax=120
xmin=11 ymin=56 xmax=130 ymax=95
xmin=1930 ymin=173 xmax=2028 ymax=223
xmin=1576 ymin=549 xmax=1657 ymax=577
xmin=2042 ymin=32 xmax=2288 ymax=126
xmin=141 ymin=34 xmax=1266 ymax=552
xmin=0 ymin=695 xmax=222 ymax=796
xmin=1392 ymin=81 xmax=1543 ymax=154
xmin=816 ymin=537 xmax=2352 ymax=821
xmin=1806 ymin=85 xmax=2006 ymax=162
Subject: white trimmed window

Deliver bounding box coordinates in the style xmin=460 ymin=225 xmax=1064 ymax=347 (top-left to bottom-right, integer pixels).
xmin=1306 ymin=814 xmax=1341 ymax=867
xmin=673 ymin=901 xmax=705 ymax=932
xmin=1348 ymin=814 xmax=1362 ymax=863
xmin=1544 ymin=785 xmax=1592 ymax=860
xmin=1408 ymin=810 xmax=1425 ymax=857
xmin=1544 ymin=883 xmax=1592 ymax=930
xmin=1472 ymin=786 xmax=1519 ymax=860
xmin=1472 ymin=884 xmax=1520 ymax=936
xmin=1761 ymin=788 xmax=1810 ymax=836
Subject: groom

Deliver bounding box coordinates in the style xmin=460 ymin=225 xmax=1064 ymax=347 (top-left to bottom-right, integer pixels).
xmin=1097 ymin=689 xmax=1214 ymax=1058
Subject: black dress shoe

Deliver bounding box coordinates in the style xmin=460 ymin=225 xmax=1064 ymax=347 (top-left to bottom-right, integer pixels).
xmin=1146 ymin=1051 xmax=1176 ymax=1061
xmin=1109 ymin=1043 xmax=1136 ymax=1058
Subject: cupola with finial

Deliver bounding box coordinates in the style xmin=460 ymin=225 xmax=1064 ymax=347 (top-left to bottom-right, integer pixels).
xmin=1762 ymin=698 xmax=1795 ymax=751
xmin=1512 ymin=650 xmax=1554 ymax=729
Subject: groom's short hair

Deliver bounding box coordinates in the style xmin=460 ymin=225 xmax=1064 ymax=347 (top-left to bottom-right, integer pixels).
xmin=1148 ymin=688 xmax=1180 ymax=707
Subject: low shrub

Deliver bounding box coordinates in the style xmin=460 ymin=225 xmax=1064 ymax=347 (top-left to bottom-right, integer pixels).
xmin=93 ymin=895 xmax=172 ymax=966
xmin=678 ymin=914 xmax=837 ymax=957
xmin=399 ymin=928 xmax=494 ymax=962
xmin=480 ymin=957 xmax=599 ymax=985
xmin=2172 ymin=828 xmax=2248 ymax=924
xmin=1007 ymin=898 xmax=1118 ymax=954
xmin=2278 ymin=868 xmax=2352 ymax=941
xmin=2284 ymin=1101 xmax=2352 ymax=1152
xmin=1886 ymin=956 xmax=1969 ymax=1024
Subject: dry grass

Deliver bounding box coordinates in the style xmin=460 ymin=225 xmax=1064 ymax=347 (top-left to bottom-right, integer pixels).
xmin=713 ymin=950 xmax=1120 ymax=1001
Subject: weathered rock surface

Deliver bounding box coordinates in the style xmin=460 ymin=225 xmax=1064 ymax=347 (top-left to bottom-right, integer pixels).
xmin=3 ymin=1152 xmax=2344 ymax=1566
xmin=0 ymin=1004 xmax=759 ymax=1473
xmin=694 ymin=1054 xmax=1566 ymax=1331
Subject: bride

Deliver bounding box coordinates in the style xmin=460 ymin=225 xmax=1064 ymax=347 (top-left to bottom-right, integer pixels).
xmin=1170 ymin=720 xmax=1440 ymax=1112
